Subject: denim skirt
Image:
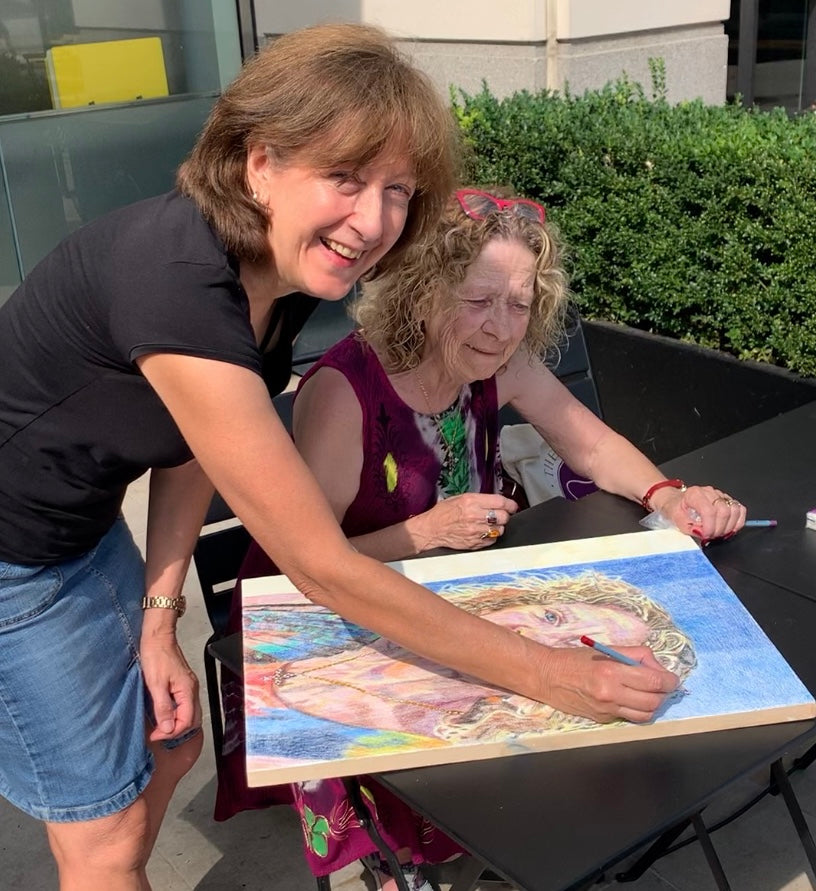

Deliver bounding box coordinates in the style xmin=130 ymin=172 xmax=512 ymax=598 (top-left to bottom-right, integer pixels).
xmin=0 ymin=518 xmax=154 ymax=822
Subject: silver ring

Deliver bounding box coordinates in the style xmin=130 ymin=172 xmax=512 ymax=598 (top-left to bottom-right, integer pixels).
xmin=486 ymin=509 xmax=498 ymax=526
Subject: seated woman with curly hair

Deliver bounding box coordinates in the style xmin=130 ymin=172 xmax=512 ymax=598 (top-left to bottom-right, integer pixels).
xmin=221 ymin=187 xmax=742 ymax=891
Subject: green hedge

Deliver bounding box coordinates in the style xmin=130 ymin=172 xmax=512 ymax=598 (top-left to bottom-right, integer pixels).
xmin=452 ymin=67 xmax=816 ymax=377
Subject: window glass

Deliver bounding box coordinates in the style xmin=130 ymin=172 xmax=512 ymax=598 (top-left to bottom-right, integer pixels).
xmin=0 ymin=1 xmax=241 ymax=302
xmin=0 ymin=154 xmax=21 ymax=304
xmin=726 ymin=0 xmax=810 ymax=112
xmin=0 ymin=1 xmax=240 ymax=115
xmin=0 ymin=94 xmax=218 ymax=276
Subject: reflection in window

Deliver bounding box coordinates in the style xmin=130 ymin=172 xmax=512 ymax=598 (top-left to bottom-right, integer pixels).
xmin=0 ymin=2 xmax=241 ymax=298
xmin=0 ymin=1 xmax=238 ymax=117
xmin=726 ymin=0 xmax=811 ymax=112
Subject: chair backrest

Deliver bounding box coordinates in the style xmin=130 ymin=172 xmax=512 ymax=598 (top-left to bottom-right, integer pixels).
xmin=498 ymin=304 xmax=601 ymax=427
xmin=193 ymin=521 xmax=251 ymax=638
xmin=291 ymin=286 xmax=357 ymax=376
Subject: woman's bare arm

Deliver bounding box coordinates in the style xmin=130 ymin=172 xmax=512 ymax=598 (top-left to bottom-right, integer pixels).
xmin=137 ymin=352 xmax=679 ymax=724
xmin=499 ymin=349 xmax=746 ymax=539
xmin=140 ymin=459 xmax=213 ymax=739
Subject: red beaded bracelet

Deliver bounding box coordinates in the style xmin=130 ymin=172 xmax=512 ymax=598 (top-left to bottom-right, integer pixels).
xmin=641 ymin=478 xmax=687 ymax=512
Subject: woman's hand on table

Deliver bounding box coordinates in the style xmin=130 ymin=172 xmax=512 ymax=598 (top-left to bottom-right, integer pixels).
xmin=650 ymin=484 xmax=746 ymax=543
xmin=411 ymin=493 xmax=518 ymax=551
xmin=538 ymin=645 xmax=680 ymax=724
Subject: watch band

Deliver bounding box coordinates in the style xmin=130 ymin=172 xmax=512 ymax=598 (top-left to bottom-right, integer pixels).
xmin=141 ymin=594 xmax=187 ymax=617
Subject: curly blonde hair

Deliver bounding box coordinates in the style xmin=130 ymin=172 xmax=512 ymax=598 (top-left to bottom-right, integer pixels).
xmin=437 ymin=570 xmax=696 ymax=737
xmin=177 ymin=23 xmax=459 ymax=265
xmin=352 ymin=188 xmax=570 ymax=372
xmin=449 ymin=572 xmax=696 ymax=679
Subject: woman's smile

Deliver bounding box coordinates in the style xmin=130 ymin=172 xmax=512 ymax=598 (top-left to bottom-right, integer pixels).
xmin=320 ymin=237 xmax=364 ymax=261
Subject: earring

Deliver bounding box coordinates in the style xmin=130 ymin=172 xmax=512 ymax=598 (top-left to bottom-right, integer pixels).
xmin=252 ymin=191 xmax=270 ymax=213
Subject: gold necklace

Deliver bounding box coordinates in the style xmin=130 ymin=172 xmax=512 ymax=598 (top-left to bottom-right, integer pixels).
xmin=414 ymin=368 xmax=461 ymax=416
xmin=272 ymin=656 xmax=466 ymax=717
xmin=414 ymin=367 xmax=435 ymax=414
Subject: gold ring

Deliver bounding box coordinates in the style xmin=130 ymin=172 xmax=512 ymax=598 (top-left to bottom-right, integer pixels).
xmin=480 ymin=528 xmax=501 ymax=540
xmin=486 ymin=509 xmax=498 ymax=526
xmin=713 ymin=496 xmax=736 ymax=507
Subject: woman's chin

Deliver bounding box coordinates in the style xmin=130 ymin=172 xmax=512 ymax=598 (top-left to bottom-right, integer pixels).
xmin=465 ymin=360 xmax=504 ymax=381
xmin=300 ymin=276 xmax=357 ymax=301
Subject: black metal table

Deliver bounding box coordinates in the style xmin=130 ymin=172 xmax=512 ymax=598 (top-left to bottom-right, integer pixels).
xmin=376 ymin=403 xmax=816 ymax=891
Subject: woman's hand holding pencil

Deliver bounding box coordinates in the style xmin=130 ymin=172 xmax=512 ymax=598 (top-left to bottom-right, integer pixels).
xmin=537 ymin=642 xmax=681 ymax=725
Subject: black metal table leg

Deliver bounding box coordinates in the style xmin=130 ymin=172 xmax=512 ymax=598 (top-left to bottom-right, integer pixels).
xmin=690 ymin=813 xmax=731 ymax=891
xmin=615 ymin=818 xmax=692 ymax=882
xmin=771 ymin=759 xmax=816 ymax=873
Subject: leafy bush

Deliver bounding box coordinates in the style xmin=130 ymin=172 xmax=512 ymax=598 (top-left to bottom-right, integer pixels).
xmin=452 ymin=67 xmax=816 ymax=377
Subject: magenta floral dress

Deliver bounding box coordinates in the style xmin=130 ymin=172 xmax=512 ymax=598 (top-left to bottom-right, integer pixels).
xmin=215 ymin=332 xmax=501 ymax=876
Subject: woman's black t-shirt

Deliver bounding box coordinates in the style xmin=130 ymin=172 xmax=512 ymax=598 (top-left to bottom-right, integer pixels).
xmin=0 ymin=190 xmax=317 ymax=564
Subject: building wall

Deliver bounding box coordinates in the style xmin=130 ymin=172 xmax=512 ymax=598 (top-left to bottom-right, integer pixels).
xmin=253 ymin=0 xmax=730 ymax=104
xmin=558 ymin=24 xmax=728 ymax=106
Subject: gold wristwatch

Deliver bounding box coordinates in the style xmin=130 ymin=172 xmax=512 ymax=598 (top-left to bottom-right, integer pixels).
xmin=141 ymin=594 xmax=187 ymax=617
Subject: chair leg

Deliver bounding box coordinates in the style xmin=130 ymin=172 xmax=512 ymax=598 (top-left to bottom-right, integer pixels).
xmin=203 ymin=646 xmax=224 ymax=765
xmin=343 ymin=778 xmax=411 ymax=891
xmin=315 ymin=876 xmax=332 ymax=890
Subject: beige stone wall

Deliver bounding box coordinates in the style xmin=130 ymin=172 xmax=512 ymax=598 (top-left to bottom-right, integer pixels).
xmin=253 ymin=0 xmax=730 ymax=104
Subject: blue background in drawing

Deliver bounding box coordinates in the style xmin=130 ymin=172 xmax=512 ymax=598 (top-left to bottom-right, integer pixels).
xmin=245 ymin=548 xmax=812 ymax=761
xmin=424 ymin=548 xmax=812 ymax=721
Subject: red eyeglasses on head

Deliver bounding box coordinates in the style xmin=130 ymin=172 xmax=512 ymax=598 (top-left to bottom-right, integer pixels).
xmin=455 ymin=188 xmax=546 ymax=223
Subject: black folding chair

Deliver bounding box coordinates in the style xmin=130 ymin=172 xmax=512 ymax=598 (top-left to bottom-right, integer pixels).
xmin=291 ymin=285 xmax=357 ymax=377
xmin=194 ymin=501 xmax=250 ymax=775
xmin=498 ymin=302 xmax=602 ymax=429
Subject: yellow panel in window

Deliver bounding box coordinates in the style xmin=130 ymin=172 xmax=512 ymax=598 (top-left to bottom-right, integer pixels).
xmin=46 ymin=37 xmax=169 ymax=109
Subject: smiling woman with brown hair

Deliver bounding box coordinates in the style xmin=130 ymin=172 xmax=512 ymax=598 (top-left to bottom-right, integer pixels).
xmin=0 ymin=22 xmax=460 ymax=890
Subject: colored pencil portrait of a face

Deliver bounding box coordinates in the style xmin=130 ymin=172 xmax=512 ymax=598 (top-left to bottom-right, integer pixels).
xmin=243 ymin=572 xmax=696 ymax=745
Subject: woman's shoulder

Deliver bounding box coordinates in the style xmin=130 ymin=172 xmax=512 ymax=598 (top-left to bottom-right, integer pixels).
xmin=72 ymin=190 xmax=230 ymax=277
xmin=300 ymin=332 xmax=380 ymax=383
xmin=495 ymin=346 xmax=552 ymax=406
xmin=295 ymin=332 xmax=405 ymax=423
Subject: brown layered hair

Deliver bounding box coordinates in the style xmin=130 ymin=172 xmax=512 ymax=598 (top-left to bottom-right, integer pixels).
xmin=177 ymin=23 xmax=459 ymax=267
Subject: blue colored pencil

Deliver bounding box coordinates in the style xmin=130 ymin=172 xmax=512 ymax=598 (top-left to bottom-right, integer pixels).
xmin=580 ymin=635 xmax=689 ymax=696
xmin=744 ymin=519 xmax=777 ymax=527
xmin=580 ymin=635 xmax=639 ymax=666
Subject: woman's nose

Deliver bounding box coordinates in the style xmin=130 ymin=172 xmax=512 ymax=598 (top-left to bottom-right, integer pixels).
xmin=350 ymin=188 xmax=384 ymax=243
xmin=482 ymin=303 xmax=512 ymax=338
